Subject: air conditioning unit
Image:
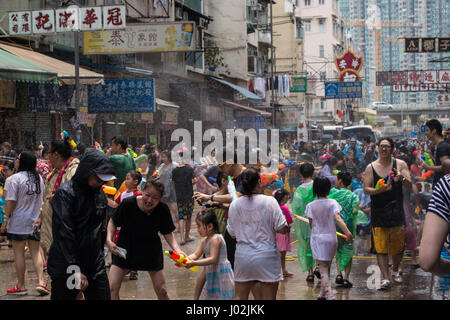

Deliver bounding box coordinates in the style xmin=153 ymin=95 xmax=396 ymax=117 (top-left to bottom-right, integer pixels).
xmin=256 ymin=4 xmax=263 ymax=11
xmin=199 ymin=17 xmax=208 ymax=29
xmin=175 ymin=7 xmax=183 ymax=20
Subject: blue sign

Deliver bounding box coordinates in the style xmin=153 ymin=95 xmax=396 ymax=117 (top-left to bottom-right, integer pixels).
xmin=410 ymin=131 xmax=418 ymax=136
xmin=28 ymin=84 xmax=68 ymax=112
xmin=325 ymin=82 xmax=362 ymax=99
xmin=420 ymin=125 xmax=426 ymax=133
xmin=88 ymin=79 xmax=155 ymax=113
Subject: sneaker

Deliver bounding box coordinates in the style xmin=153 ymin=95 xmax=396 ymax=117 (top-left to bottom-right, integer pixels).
xmin=36 ymin=284 xmax=50 ymax=296
xmin=129 ymin=271 xmax=138 ymax=280
xmin=7 ymin=285 xmax=28 ymax=296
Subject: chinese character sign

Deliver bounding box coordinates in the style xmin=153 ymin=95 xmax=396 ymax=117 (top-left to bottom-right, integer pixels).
xmin=88 ymin=79 xmax=155 ymax=113
xmin=103 ymin=6 xmax=126 ymax=30
xmin=80 ymin=7 xmax=102 ymax=31
xmin=32 ymin=10 xmax=55 ymax=34
xmin=55 ymin=8 xmax=79 ymax=32
xmin=9 ymin=11 xmax=31 ymax=35
xmin=335 ymin=48 xmax=363 ymax=82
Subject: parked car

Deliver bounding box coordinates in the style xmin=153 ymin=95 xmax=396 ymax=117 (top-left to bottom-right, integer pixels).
xmin=371 ymin=102 xmax=393 ymax=110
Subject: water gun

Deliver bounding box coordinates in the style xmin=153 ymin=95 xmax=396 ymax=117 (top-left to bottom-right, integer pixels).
xmin=101 ymin=185 xmax=117 ymax=196
xmin=260 ymin=172 xmax=278 ymax=186
xmin=333 ymin=169 xmax=341 ymax=175
xmin=423 ymin=153 xmax=434 ymax=166
xmin=164 ymin=250 xmax=198 ymax=271
xmin=421 ymin=170 xmax=434 ymax=180
xmin=293 ymin=214 xmax=352 ymax=241
xmin=375 ymin=178 xmax=386 ymax=190
xmin=94 ymin=141 xmax=104 ymax=153
xmin=279 ymin=161 xmax=299 ymax=169
xmin=227 ymin=176 xmax=238 ymax=202
xmin=63 ymin=130 xmax=77 ymax=149
xmin=127 ymin=148 xmax=137 ymax=158
xmin=152 ymin=169 xmax=159 ymax=177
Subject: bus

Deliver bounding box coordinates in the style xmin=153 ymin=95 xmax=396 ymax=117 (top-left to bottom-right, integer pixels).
xmin=311 ymin=125 xmax=380 ymax=144
xmin=342 ymin=125 xmax=381 ymax=143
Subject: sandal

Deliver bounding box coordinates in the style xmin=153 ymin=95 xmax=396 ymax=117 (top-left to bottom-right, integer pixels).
xmin=313 ymin=267 xmax=321 ymax=280
xmin=393 ymin=271 xmax=403 ymax=284
xmin=335 ymin=274 xmax=344 ymax=285
xmin=283 ymin=271 xmax=295 ymax=278
xmin=378 ymin=280 xmax=391 ymax=290
xmin=342 ymin=279 xmax=353 ymax=288
xmin=306 ymin=274 xmax=314 ymax=283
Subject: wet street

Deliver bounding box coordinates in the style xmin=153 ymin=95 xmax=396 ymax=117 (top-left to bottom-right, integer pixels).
xmin=0 ymin=203 xmax=448 ymax=300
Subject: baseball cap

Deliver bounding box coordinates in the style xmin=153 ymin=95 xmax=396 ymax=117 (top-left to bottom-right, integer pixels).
xmin=96 ymin=173 xmax=116 ymax=181
xmin=320 ymin=153 xmax=332 ymax=160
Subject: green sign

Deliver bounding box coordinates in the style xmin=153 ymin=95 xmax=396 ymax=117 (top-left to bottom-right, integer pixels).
xmin=290 ymin=77 xmax=307 ymax=93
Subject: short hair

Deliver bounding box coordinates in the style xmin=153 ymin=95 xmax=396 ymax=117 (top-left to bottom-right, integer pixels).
xmin=50 ymin=139 xmax=72 ymax=159
xmin=425 ymin=119 xmax=443 ymax=137
xmin=128 ymin=170 xmax=142 ymax=184
xmin=196 ymin=210 xmax=219 ymax=234
xmin=142 ymin=178 xmax=165 ymax=197
xmin=299 ymin=162 xmax=314 ymax=178
xmin=313 ymin=176 xmax=331 ymax=198
xmin=273 ymin=188 xmax=289 ymax=204
xmin=111 ymin=136 xmax=128 ymax=150
xmin=337 ymin=171 xmax=352 ymax=187
xmin=216 ymin=170 xmax=227 ymax=188
xmin=378 ymin=137 xmax=395 ymax=149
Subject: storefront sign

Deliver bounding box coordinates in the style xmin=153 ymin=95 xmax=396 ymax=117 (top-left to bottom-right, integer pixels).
xmin=88 ymin=79 xmax=155 ymax=113
xmin=405 ymin=38 xmax=450 ymax=53
xmin=377 ymin=70 xmax=450 ymax=86
xmin=325 ymin=82 xmax=362 ymax=99
xmin=28 ymin=83 xmax=68 ymax=112
xmin=0 ymin=81 xmax=16 ymax=109
xmin=83 ymin=22 xmax=195 ymax=54
xmin=290 ymin=77 xmax=307 ymax=93
xmin=161 ymin=108 xmax=178 ymax=125
xmin=335 ymin=48 xmax=363 ymax=82
xmin=276 ymin=109 xmax=299 ymax=129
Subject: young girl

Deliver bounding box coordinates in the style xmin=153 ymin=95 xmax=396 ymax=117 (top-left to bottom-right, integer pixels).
xmin=107 ymin=170 xmax=142 ymax=280
xmin=305 ymin=176 xmax=353 ymax=300
xmin=273 ymin=188 xmax=294 ymax=278
xmin=185 ymin=210 xmax=235 ymax=300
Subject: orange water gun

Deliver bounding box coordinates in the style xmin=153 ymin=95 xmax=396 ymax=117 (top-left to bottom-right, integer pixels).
xmin=260 ymin=173 xmax=278 ymax=186
xmin=164 ymin=250 xmax=198 ymax=271
xmin=421 ymin=170 xmax=433 ymax=180
xmin=101 ymin=185 xmax=117 ymax=196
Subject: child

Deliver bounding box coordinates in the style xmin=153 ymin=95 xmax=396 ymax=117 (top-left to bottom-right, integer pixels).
xmin=306 ymin=176 xmax=353 ymax=300
xmin=273 ymin=188 xmax=294 ymax=278
xmin=328 ymin=171 xmax=360 ymax=288
xmin=292 ymin=162 xmax=317 ymax=283
xmin=186 ymin=210 xmax=235 ymax=300
xmin=107 ymin=170 xmax=142 ymax=280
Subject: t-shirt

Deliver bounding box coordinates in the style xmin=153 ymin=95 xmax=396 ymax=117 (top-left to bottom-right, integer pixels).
xmin=114 ymin=189 xmax=142 ymax=205
xmin=109 ymin=154 xmax=136 ymax=189
xmin=171 ymin=165 xmax=194 ymax=202
xmin=5 ymin=172 xmax=44 ymax=235
xmin=204 ymin=165 xmax=221 ymax=185
xmin=306 ymin=199 xmax=342 ymax=236
xmin=333 ymin=150 xmax=346 ymax=171
xmin=433 ymin=141 xmax=450 ymax=187
xmin=427 ymin=174 xmax=450 ymax=223
xmin=111 ymin=197 xmax=175 ymax=271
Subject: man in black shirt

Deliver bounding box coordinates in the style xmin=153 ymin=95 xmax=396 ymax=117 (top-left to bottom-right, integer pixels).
xmin=423 ymin=119 xmax=450 ymax=188
xmin=330 ymin=143 xmax=346 ymax=172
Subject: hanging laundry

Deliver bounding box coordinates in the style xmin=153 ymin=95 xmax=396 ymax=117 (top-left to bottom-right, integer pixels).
xmin=278 ymin=75 xmax=284 ymax=98
xmin=249 ymin=78 xmax=255 ymax=93
xmin=254 ymin=77 xmax=266 ymax=99
xmin=284 ymin=74 xmax=290 ymax=98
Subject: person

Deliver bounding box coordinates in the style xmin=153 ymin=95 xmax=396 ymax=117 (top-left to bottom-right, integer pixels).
xmin=1 ymin=151 xmax=48 ymax=296
xmin=197 ymin=164 xmax=220 ymax=194
xmin=292 ymin=162 xmax=318 ymax=283
xmin=419 ymin=159 xmax=450 ymax=276
xmin=328 ymin=171 xmax=360 ymax=288
xmin=186 ymin=210 xmax=235 ymax=300
xmin=36 ymin=139 xmax=79 ymax=264
xmin=156 ymin=150 xmax=178 ymax=231
xmin=207 ymin=171 xmax=230 ymax=236
xmin=172 ymin=152 xmax=195 ymax=245
xmin=47 ymin=149 xmax=116 ymax=300
xmin=305 ymin=176 xmax=353 ymax=300
xmin=273 ymin=188 xmax=294 ymax=278
xmin=344 ymin=146 xmax=359 ymax=177
xmin=106 ymin=169 xmax=143 ymax=281
xmin=343 ymin=139 xmax=363 ymax=163
xmin=35 ymin=142 xmax=52 ymax=182
xmin=109 ymin=136 xmax=136 ymax=189
xmin=0 ymin=141 xmax=15 ymax=159
xmin=146 ymin=144 xmax=160 ymax=178
xmin=362 ymin=137 xmax=412 ymax=290
xmin=319 ymin=155 xmax=338 ymax=186
xmin=287 ymin=163 xmax=300 ymax=200
xmin=106 ymin=179 xmax=184 ymax=300
xmin=423 ymin=119 xmax=450 ymax=188
xmin=330 ymin=144 xmax=346 ymax=172
xmin=227 ymin=168 xmax=288 ymax=300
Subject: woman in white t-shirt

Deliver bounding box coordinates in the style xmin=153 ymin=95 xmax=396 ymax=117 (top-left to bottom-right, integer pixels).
xmin=0 ymin=151 xmax=48 ymax=296
xmin=227 ymin=168 xmax=288 ymax=300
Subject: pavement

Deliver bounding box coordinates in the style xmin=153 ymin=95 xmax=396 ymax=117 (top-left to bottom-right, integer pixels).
xmin=0 ymin=202 xmax=448 ymax=300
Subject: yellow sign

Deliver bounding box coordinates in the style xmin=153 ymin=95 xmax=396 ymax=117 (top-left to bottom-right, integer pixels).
xmin=83 ymin=22 xmax=195 ymax=55
xmin=0 ymin=80 xmax=16 ymax=108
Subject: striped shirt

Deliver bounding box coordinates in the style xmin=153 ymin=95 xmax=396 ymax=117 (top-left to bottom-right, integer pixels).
xmin=427 ymin=174 xmax=450 ymax=223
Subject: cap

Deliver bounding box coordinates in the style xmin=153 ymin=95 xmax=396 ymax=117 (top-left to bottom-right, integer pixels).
xmin=96 ymin=173 xmax=116 ymax=182
xmin=320 ymin=154 xmax=331 ymax=160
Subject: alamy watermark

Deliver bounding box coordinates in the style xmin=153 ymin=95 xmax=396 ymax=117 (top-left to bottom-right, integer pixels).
xmin=171 ymin=121 xmax=280 ymax=172
xmin=366 ymin=264 xmax=382 ymax=290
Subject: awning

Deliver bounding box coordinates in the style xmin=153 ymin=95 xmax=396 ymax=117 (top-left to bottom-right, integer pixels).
xmin=0 ymin=42 xmax=104 ymax=85
xmin=222 ymin=99 xmax=271 ymax=117
xmin=156 ymin=98 xmax=180 ymax=109
xmin=0 ymin=48 xmax=58 ymax=84
xmin=210 ymin=76 xmax=262 ymax=103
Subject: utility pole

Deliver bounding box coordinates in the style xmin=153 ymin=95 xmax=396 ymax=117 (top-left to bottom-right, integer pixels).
xmin=270 ymin=0 xmax=275 ymax=129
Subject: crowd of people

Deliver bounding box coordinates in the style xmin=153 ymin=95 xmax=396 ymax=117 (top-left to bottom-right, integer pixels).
xmin=0 ymin=118 xmax=448 ymax=300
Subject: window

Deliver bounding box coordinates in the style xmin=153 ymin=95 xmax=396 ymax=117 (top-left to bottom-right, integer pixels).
xmin=319 ymin=0 xmax=325 ymax=4
xmin=305 ymin=0 xmax=311 ymax=6
xmin=319 ymin=18 xmax=326 ymax=32
xmin=296 ymin=19 xmax=304 ymax=38
xmin=319 ymin=45 xmax=324 ymax=58
xmin=304 ymin=20 xmax=311 ymax=32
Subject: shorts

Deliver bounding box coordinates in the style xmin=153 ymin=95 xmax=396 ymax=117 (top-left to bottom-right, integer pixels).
xmin=177 ymin=200 xmax=194 ymax=220
xmin=372 ymin=226 xmax=405 ymax=255
xmin=6 ymin=233 xmax=40 ymax=242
